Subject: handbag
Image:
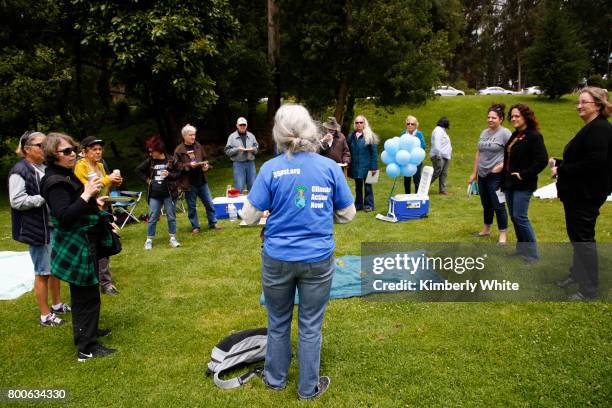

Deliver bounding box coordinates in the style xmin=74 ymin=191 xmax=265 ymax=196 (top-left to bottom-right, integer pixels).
xmin=97 ymin=213 xmax=122 ymax=258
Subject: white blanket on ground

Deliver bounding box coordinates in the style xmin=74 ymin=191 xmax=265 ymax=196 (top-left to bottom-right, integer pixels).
xmin=534 ymin=182 xmax=612 ymax=201
xmin=0 ymin=251 xmax=35 ymax=300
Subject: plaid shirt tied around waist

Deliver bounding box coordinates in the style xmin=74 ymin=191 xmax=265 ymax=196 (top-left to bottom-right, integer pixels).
xmin=50 ymin=211 xmax=114 ymax=286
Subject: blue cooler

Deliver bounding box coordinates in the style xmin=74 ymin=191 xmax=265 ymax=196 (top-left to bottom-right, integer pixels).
xmin=213 ymin=196 xmax=246 ymax=219
xmin=389 ymin=194 xmax=429 ymax=221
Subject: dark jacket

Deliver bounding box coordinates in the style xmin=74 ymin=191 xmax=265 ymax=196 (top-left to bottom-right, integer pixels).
xmin=8 ymin=160 xmax=49 ymax=245
xmin=320 ymin=131 xmax=351 ymax=165
xmin=347 ymin=132 xmax=378 ymax=179
xmin=502 ymin=128 xmax=548 ymax=191
xmin=135 ymin=154 xmax=181 ymax=201
xmin=556 ymin=115 xmax=612 ymax=202
xmin=41 ymin=164 xmax=102 ymax=285
xmin=173 ymin=142 xmax=208 ymax=191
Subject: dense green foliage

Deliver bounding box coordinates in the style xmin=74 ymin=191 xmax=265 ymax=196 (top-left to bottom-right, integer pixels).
xmin=0 ymin=0 xmax=608 ymax=148
xmin=524 ymin=6 xmax=589 ymax=98
xmin=1 ymin=96 xmax=611 ymax=407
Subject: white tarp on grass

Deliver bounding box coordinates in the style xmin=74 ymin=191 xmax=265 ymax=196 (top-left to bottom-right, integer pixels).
xmin=0 ymin=251 xmax=35 ymax=300
xmin=534 ymin=182 xmax=612 ymax=201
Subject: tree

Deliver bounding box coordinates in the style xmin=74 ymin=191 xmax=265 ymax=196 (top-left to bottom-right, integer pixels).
xmin=279 ymin=0 xmax=454 ymax=132
xmin=211 ymin=0 xmax=272 ymax=143
xmin=74 ymin=0 xmax=237 ymax=149
xmin=0 ymin=0 xmax=109 ymax=138
xmin=524 ymin=5 xmax=589 ymax=98
xmin=564 ymin=0 xmax=611 ymax=76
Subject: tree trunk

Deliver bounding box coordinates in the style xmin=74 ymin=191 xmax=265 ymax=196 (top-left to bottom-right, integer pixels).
xmin=334 ymin=79 xmax=349 ymax=125
xmin=341 ymin=94 xmax=356 ymax=137
xmin=266 ymin=0 xmax=281 ymax=151
xmin=517 ymin=54 xmax=522 ymax=90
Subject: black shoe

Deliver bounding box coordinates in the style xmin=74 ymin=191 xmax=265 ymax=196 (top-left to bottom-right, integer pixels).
xmin=556 ymin=276 xmax=577 ymax=288
xmin=77 ymin=344 xmax=117 ymax=362
xmin=297 ymin=376 xmax=330 ymax=400
xmin=97 ymin=328 xmax=112 ymax=338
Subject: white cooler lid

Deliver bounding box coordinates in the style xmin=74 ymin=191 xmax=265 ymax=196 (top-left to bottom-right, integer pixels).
xmin=212 ymin=196 xmax=248 ymax=204
xmin=392 ymin=193 xmax=429 ymax=201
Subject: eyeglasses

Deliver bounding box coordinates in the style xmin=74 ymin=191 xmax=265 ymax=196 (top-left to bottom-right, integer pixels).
xmin=406 ymin=122 xmax=417 ymax=126
xmin=355 ymin=121 xmax=364 ymax=124
xmin=27 ymin=143 xmax=43 ymax=148
xmin=576 ymin=101 xmax=596 ymax=106
xmin=56 ymin=147 xmax=77 ymax=155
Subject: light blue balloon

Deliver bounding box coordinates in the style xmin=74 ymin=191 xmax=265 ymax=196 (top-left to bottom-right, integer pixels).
xmin=401 ymin=164 xmax=417 ymax=177
xmin=399 ymin=134 xmax=412 ymax=150
xmin=408 ymin=136 xmax=421 ymax=151
xmin=386 ymin=163 xmax=401 ymax=178
xmin=395 ymin=149 xmax=411 ymax=165
xmin=384 ymin=137 xmax=400 ymax=156
xmin=381 ymin=150 xmax=394 ymax=164
xmin=409 ymin=147 xmax=425 ymax=165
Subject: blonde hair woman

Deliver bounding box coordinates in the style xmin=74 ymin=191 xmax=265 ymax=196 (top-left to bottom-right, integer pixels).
xmin=347 ymin=115 xmax=379 ymax=212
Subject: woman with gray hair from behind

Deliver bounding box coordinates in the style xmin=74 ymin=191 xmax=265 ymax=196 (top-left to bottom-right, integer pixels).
xmin=241 ymin=104 xmax=356 ymax=400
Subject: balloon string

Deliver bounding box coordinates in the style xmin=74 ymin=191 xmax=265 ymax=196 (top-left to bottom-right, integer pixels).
xmin=388 ymin=177 xmax=397 ymax=202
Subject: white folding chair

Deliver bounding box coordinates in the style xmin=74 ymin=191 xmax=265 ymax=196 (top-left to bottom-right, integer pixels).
xmin=112 ymin=191 xmax=143 ymax=228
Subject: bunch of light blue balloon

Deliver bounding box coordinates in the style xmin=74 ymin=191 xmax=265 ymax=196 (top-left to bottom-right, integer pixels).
xmin=381 ymin=134 xmax=426 ymax=178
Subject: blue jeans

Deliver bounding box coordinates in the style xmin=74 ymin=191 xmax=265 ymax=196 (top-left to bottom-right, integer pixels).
xmin=354 ymin=178 xmax=374 ymax=210
xmin=185 ymin=183 xmax=217 ymax=229
xmin=233 ymin=161 xmax=256 ymax=193
xmin=29 ymin=244 xmax=51 ymax=275
xmin=478 ymin=173 xmax=508 ymax=230
xmin=147 ymin=196 xmax=177 ymax=237
xmin=261 ymin=252 xmax=334 ymax=397
xmin=505 ymin=189 xmax=538 ymax=259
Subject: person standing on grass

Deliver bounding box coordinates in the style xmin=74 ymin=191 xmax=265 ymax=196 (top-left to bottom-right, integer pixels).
xmin=319 ymin=116 xmax=351 ymax=166
xmin=430 ymin=117 xmax=452 ymax=195
xmin=41 ymin=133 xmax=115 ymax=362
xmin=74 ymin=136 xmax=123 ymax=296
xmin=241 ymin=104 xmax=356 ymax=400
xmin=347 ymin=115 xmax=378 ymax=212
xmin=135 ymin=135 xmax=181 ymax=251
xmin=400 ymin=115 xmax=426 ymax=194
xmin=9 ymin=131 xmax=71 ymax=326
xmin=550 ymin=87 xmax=612 ymax=300
xmin=502 ymin=103 xmax=548 ymax=263
xmin=468 ymin=104 xmax=512 ymax=245
xmin=174 ymin=124 xmax=221 ymax=235
xmin=224 ymin=116 xmax=258 ymax=193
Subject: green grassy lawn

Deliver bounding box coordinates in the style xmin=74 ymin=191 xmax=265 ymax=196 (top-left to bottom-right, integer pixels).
xmin=0 ymin=95 xmax=610 ymax=407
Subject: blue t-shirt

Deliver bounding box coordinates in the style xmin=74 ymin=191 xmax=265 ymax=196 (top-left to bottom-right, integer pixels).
xmin=248 ymin=152 xmax=354 ymax=262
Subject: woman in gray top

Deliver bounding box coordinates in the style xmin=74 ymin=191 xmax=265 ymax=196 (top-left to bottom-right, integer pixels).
xmin=469 ymin=103 xmax=512 ymax=244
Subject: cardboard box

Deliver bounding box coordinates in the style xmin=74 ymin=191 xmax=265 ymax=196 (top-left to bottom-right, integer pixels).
xmin=390 ymin=194 xmax=429 ymax=221
xmin=213 ymin=196 xmax=247 ymax=219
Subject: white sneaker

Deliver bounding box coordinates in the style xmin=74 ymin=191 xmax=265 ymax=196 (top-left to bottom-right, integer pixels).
xmin=144 ymin=239 xmax=153 ymax=250
xmin=169 ymin=237 xmax=181 ymax=248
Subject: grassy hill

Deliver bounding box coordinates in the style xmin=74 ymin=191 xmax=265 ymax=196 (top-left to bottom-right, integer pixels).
xmin=0 ymin=95 xmax=610 ymax=407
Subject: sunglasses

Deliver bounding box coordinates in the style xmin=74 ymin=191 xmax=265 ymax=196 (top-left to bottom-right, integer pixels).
xmin=355 ymin=121 xmax=364 ymax=124
xmin=406 ymin=122 xmax=417 ymax=126
xmin=56 ymin=147 xmax=77 ymax=155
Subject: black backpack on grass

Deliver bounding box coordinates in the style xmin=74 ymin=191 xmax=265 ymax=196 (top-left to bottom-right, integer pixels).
xmin=206 ymin=328 xmax=267 ymax=389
